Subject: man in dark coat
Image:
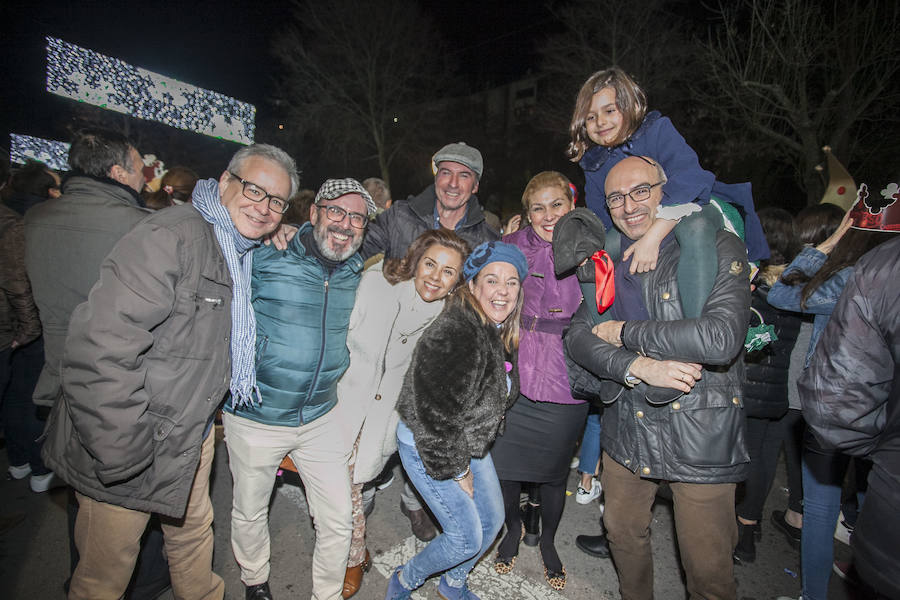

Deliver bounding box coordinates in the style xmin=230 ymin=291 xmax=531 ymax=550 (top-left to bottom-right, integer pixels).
xmin=361 ymin=142 xmax=498 ymax=260
xmin=41 ymin=143 xmax=297 ymax=600
xmin=799 ymin=234 xmax=900 ymax=599
xmin=566 ymin=156 xmax=750 ymax=600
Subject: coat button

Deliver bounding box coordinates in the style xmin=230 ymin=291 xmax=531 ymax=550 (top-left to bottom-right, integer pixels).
xmin=401 ymin=338 xmax=407 ymax=344
xmin=206 ymin=397 xmax=211 ymax=402
xmin=625 ymin=459 xmax=631 ymax=465
xmin=662 ymin=291 xmax=670 ymax=300
xmin=374 ymin=394 xmax=382 ymax=401
xmin=672 ymin=402 xmax=681 ymax=410
xmin=732 ymin=396 xmax=740 ymax=405
xmin=636 ymin=410 xmax=644 ymax=418
xmin=642 ymin=466 xmax=651 ymax=475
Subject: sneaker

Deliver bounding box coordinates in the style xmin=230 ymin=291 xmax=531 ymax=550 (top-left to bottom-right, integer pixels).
xmin=30 ymin=472 xmax=65 ymax=493
xmin=245 ymin=581 xmax=273 ymax=600
xmin=833 ymin=510 xmax=853 ymax=546
xmin=7 ymin=463 xmax=31 ymax=480
xmin=570 ymin=456 xmax=580 ymax=469
xmin=575 ymin=478 xmax=602 ymax=505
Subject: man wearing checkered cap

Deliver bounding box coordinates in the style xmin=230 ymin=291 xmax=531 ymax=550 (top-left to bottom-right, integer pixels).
xmin=223 ymin=178 xmax=374 ymax=600
xmin=361 ymin=142 xmax=499 ymax=261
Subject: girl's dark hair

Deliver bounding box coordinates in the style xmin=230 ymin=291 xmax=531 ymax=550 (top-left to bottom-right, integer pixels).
xmin=757 ymin=207 xmax=799 ymax=266
xmin=566 ymin=67 xmax=648 ymax=162
xmin=793 ymin=229 xmax=894 ymax=308
xmin=383 ymin=229 xmax=471 ymax=285
xmin=142 ymin=166 xmax=199 ymax=210
xmin=794 ymin=203 xmax=845 ymax=246
xmin=11 ymin=161 xmax=57 ymax=198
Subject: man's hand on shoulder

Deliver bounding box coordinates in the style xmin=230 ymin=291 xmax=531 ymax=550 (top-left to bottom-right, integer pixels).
xmin=629 ymin=356 xmax=702 ymax=393
xmin=263 ymin=223 xmax=299 ymax=250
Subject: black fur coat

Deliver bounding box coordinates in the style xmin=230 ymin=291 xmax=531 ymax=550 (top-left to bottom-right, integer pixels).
xmin=396 ymin=301 xmax=519 ymax=480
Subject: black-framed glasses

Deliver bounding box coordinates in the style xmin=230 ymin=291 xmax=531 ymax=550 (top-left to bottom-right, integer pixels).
xmin=229 ymin=172 xmax=290 ymax=214
xmin=605 ymin=181 xmax=663 ymax=209
xmin=315 ymin=204 xmax=368 ymax=229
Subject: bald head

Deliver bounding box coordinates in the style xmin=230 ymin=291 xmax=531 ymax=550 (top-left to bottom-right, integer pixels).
xmin=604 ymin=156 xmax=666 ymax=240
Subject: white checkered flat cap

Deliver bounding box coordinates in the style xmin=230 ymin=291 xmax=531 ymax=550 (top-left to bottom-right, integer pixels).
xmin=314 ymin=178 xmax=377 ymax=215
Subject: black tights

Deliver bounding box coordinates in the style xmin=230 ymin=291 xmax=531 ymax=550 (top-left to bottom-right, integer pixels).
xmin=498 ymin=477 xmax=568 ymax=571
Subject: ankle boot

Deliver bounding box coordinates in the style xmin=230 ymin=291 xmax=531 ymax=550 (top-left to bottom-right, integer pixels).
xmin=733 ymin=520 xmax=758 ymax=564
xmin=522 ymin=485 xmax=541 ymax=547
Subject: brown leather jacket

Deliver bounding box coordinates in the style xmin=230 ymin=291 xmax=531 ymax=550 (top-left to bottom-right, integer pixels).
xmin=0 ymin=204 xmax=41 ymax=351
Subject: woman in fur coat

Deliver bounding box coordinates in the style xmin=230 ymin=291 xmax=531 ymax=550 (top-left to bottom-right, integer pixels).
xmin=336 ymin=230 xmax=470 ymax=598
xmin=384 ymin=241 xmax=527 ymax=600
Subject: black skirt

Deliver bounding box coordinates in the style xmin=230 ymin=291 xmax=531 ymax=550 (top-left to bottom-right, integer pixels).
xmin=491 ymin=394 xmax=589 ymax=482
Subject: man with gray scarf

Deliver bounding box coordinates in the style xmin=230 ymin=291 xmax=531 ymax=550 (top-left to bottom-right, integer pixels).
xmin=41 ymin=144 xmax=298 ymax=600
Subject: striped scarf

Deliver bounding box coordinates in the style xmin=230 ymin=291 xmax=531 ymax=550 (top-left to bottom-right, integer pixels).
xmin=192 ymin=178 xmax=261 ymax=408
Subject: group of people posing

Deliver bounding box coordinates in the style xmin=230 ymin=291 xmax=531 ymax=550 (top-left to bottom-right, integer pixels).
xmin=4 ymin=65 xmax=897 ymax=600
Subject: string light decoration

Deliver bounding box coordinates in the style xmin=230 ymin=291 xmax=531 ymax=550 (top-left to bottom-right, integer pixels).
xmin=45 ymin=36 xmax=255 ymax=145
xmin=9 ymin=133 xmax=71 ymax=171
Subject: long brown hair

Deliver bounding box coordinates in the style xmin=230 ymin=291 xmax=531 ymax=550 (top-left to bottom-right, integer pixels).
xmin=447 ymin=271 xmax=523 ymax=353
xmin=383 ymin=229 xmax=471 ymax=285
xmin=566 ymin=67 xmax=648 ymax=162
xmin=785 ymin=229 xmax=895 ymax=308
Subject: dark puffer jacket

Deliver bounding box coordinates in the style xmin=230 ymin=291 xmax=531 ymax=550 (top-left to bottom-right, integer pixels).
xmin=361 ymin=184 xmax=498 ymax=260
xmin=743 ymin=281 xmax=802 ymax=419
xmin=566 ymin=231 xmax=751 ymax=483
xmin=799 ymin=237 xmax=900 ymax=600
xmin=397 ymin=301 xmax=519 ymax=480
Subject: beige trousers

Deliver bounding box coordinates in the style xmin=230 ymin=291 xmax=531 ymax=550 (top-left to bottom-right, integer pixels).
xmin=223 ymin=409 xmax=353 ymax=600
xmin=69 ymin=432 xmax=222 ymax=600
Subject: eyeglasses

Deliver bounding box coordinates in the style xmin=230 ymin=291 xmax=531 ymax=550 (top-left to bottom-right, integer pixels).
xmin=229 ymin=172 xmax=290 ymax=214
xmin=315 ymin=204 xmax=368 ymax=229
xmin=605 ymin=181 xmax=663 ymax=209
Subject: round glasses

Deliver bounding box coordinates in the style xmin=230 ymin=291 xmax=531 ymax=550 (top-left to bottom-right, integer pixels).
xmin=316 ymin=204 xmax=368 ymax=229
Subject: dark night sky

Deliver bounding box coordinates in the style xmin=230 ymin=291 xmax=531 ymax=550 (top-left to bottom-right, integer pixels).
xmin=1 ymin=0 xmax=553 ymax=160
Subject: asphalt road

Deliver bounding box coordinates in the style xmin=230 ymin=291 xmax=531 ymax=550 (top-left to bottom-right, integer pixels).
xmin=0 ymin=426 xmax=860 ymax=599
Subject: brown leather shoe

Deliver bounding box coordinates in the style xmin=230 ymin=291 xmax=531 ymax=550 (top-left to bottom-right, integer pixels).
xmin=400 ymin=502 xmax=437 ymax=542
xmin=341 ymin=549 xmax=371 ymax=599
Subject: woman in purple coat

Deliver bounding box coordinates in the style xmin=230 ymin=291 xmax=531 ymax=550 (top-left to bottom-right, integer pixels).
xmin=490 ymin=171 xmax=585 ymax=590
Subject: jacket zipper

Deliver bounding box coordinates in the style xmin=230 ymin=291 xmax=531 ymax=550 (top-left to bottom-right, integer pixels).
xmin=304 ymin=274 xmax=330 ymax=425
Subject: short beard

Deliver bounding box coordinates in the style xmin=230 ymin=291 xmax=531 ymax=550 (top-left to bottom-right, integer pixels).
xmin=313 ymin=223 xmax=362 ymax=262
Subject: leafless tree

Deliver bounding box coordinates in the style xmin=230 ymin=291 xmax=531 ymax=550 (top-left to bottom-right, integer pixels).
xmin=271 ymin=0 xmax=454 ymax=187
xmin=700 ymin=0 xmax=900 ymax=205
xmin=537 ymin=0 xmax=699 ymax=136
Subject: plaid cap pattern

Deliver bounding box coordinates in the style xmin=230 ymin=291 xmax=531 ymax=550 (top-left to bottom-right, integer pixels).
xmin=315 ymin=178 xmax=377 ymax=215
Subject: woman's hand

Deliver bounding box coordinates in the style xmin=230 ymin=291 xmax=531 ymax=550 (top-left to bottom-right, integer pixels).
xmin=503 ymin=214 xmax=522 ymax=235
xmin=456 ymin=469 xmax=474 ymax=498
xmin=816 ymin=209 xmax=853 ymax=255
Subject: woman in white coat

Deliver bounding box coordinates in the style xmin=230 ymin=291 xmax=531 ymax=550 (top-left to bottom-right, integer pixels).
xmin=338 ymin=229 xmax=470 ymax=598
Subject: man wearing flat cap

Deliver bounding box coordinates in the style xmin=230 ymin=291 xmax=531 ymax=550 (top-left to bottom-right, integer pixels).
xmin=359 ymin=142 xmax=500 ymax=542
xmin=223 ymin=178 xmax=375 ymax=600
xmin=362 ymin=142 xmax=499 ymax=260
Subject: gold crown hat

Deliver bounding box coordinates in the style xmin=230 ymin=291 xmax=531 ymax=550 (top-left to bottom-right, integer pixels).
xmin=817 ymin=146 xmax=856 ymax=210
xmin=848 ymin=181 xmax=900 ymax=233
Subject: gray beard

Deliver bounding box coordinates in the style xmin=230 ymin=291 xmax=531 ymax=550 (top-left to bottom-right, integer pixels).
xmin=314 ymin=224 xmax=363 ymax=262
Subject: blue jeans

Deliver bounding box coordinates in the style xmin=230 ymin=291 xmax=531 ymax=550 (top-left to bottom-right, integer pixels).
xmin=396 ymin=436 xmax=504 ymax=590
xmin=577 ymin=409 xmax=602 ymax=475
xmin=801 ymin=442 xmax=865 ymax=600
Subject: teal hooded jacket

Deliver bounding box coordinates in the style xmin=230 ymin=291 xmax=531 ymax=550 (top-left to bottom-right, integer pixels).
xmin=227 ymin=223 xmax=364 ymax=426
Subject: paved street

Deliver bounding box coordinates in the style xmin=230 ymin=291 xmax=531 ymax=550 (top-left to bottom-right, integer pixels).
xmin=1 ymin=426 xmax=859 ymax=599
